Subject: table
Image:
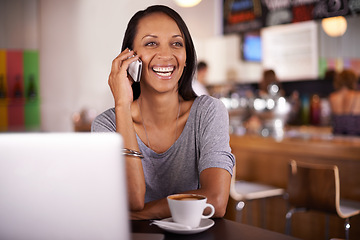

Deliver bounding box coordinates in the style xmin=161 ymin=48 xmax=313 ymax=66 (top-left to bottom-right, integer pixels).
xmin=131 ymin=218 xmax=300 ymax=240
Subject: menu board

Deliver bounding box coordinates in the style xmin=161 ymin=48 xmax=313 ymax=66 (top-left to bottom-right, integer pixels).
xmin=224 ymin=0 xmax=360 ymax=34
xmin=261 ymin=21 xmax=318 ymax=81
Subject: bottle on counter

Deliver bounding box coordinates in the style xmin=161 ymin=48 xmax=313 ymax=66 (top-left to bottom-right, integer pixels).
xmin=310 ymin=94 xmax=321 ymax=126
xmin=300 ymin=94 xmax=310 ymax=125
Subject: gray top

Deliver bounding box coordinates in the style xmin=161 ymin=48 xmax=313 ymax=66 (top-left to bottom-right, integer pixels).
xmin=91 ymin=95 xmax=235 ymax=203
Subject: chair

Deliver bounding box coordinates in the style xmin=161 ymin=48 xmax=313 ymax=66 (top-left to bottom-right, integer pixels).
xmin=285 ymin=160 xmax=360 ymax=240
xmin=230 ymin=164 xmax=285 ymax=228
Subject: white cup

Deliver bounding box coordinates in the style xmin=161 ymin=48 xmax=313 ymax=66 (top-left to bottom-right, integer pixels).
xmin=167 ymin=194 xmax=215 ymax=228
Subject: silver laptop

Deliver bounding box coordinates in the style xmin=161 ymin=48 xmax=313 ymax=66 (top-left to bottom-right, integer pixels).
xmin=0 ymin=133 xmax=130 ymax=240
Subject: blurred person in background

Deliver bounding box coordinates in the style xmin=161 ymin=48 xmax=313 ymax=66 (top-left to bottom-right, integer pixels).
xmin=329 ymin=69 xmax=360 ymax=135
xmin=245 ymin=69 xmax=286 ymax=134
xmin=258 ymin=69 xmax=284 ymax=97
xmin=192 ymin=61 xmax=209 ymax=96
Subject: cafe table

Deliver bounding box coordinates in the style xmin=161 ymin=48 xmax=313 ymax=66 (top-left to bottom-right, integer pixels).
xmin=131 ymin=218 xmax=300 ymax=240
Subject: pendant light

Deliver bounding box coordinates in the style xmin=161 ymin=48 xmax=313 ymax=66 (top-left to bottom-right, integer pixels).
xmin=174 ymin=0 xmax=202 ymax=8
xmin=321 ymin=16 xmax=347 ymax=37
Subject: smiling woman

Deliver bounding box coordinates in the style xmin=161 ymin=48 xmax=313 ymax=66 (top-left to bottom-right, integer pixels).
xmin=91 ymin=5 xmax=235 ymax=220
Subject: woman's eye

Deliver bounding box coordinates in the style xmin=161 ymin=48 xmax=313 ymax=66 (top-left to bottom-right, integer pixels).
xmin=173 ymin=42 xmax=184 ymax=47
xmin=145 ymin=42 xmax=156 ymax=47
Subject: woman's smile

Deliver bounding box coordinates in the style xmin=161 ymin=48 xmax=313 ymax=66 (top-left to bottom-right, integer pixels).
xmin=152 ymin=65 xmax=175 ymax=78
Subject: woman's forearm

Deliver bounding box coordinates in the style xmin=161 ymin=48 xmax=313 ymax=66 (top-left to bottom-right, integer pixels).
xmin=131 ymin=198 xmax=170 ymax=220
xmin=115 ymin=105 xmax=146 ymax=211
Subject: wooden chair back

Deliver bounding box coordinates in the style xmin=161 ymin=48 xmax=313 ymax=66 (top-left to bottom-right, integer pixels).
xmin=287 ymin=160 xmax=340 ymax=214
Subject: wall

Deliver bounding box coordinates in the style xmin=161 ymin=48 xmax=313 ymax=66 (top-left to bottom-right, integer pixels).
xmin=0 ymin=0 xmax=38 ymax=49
xmin=194 ymin=34 xmax=264 ymax=85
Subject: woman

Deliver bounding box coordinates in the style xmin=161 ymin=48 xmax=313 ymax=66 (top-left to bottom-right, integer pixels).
xmin=329 ymin=69 xmax=360 ymax=135
xmin=258 ymin=69 xmax=284 ymax=97
xmin=91 ymin=5 xmax=235 ymax=220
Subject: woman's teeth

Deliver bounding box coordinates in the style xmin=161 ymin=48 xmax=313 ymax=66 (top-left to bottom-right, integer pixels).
xmin=153 ymin=66 xmax=174 ymax=77
xmin=157 ymin=72 xmax=171 ymax=77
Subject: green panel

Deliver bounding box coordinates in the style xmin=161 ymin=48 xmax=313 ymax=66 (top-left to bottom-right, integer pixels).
xmin=23 ymin=50 xmax=40 ymax=130
xmin=23 ymin=50 xmax=39 ymax=100
xmin=318 ymin=58 xmax=328 ymax=79
xmin=25 ymin=100 xmax=41 ymax=131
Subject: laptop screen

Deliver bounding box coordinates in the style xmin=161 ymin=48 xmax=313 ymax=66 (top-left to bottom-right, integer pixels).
xmin=0 ymin=133 xmax=130 ymax=240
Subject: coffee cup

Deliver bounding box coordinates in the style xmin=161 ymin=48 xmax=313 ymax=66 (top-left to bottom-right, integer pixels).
xmin=167 ymin=194 xmax=215 ymax=228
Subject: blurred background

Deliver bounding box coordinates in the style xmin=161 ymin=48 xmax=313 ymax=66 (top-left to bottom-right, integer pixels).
xmin=0 ymin=0 xmax=359 ymax=133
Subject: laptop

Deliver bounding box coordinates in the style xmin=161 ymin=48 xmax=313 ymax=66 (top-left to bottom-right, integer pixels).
xmin=0 ymin=133 xmax=130 ymax=240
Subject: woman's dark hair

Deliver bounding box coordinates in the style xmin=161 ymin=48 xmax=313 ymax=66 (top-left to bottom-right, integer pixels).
xmin=197 ymin=61 xmax=208 ymax=71
xmin=259 ymin=69 xmax=280 ymax=92
xmin=121 ymin=5 xmax=197 ymax=100
xmin=333 ymin=69 xmax=358 ymax=90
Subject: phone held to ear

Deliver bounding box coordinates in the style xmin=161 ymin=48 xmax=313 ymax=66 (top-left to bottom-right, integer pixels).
xmin=127 ymin=58 xmax=142 ymax=82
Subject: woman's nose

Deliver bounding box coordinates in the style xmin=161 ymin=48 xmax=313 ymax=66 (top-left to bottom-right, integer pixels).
xmin=157 ymin=46 xmax=173 ymax=60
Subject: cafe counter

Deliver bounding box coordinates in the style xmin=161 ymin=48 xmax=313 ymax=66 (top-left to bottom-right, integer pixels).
xmin=226 ymin=128 xmax=360 ymax=240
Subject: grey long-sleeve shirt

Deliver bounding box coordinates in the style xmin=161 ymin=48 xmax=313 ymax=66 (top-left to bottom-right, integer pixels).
xmin=91 ymin=95 xmax=235 ymax=203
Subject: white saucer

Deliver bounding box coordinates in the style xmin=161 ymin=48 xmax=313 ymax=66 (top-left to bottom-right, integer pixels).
xmin=152 ymin=217 xmax=214 ymax=235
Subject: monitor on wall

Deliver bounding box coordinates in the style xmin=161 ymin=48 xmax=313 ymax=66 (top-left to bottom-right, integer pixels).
xmin=242 ymin=32 xmax=262 ymax=62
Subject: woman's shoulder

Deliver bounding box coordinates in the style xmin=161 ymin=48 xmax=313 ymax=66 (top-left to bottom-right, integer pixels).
xmin=91 ymin=108 xmax=116 ymax=132
xmin=194 ymin=95 xmax=225 ymax=108
xmin=192 ymin=95 xmax=228 ymax=116
xmin=95 ymin=108 xmax=116 ymax=120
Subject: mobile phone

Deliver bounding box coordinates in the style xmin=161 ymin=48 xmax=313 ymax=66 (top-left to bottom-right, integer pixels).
xmin=127 ymin=58 xmax=142 ymax=82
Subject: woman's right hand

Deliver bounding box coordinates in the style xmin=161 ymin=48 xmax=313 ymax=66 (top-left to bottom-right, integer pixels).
xmin=108 ymin=48 xmax=140 ymax=108
xmin=110 ymin=49 xmax=146 ymax=210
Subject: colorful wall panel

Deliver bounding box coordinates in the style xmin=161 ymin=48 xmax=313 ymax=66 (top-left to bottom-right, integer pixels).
xmin=0 ymin=49 xmax=40 ymax=132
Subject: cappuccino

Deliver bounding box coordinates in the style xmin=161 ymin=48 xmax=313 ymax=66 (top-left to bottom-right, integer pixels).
xmin=168 ymin=194 xmax=205 ymax=201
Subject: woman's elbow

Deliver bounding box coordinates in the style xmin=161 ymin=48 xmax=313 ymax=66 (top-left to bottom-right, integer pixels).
xmin=128 ymin=188 xmax=145 ymax=211
xmin=213 ymin=205 xmax=227 ymax=218
xmin=212 ymin=196 xmax=229 ymax=218
xmin=129 ymin=197 xmax=145 ymax=211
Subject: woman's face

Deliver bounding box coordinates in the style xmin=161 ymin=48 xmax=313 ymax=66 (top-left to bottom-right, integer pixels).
xmin=132 ymin=12 xmax=186 ymax=94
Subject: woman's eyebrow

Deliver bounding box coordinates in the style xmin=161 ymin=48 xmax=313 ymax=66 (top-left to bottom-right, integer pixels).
xmin=141 ymin=34 xmax=183 ymax=40
xmin=142 ymin=34 xmax=158 ymax=40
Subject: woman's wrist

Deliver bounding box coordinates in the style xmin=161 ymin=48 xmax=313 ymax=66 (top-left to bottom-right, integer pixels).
xmin=123 ymin=148 xmax=144 ymax=158
xmin=115 ymin=101 xmax=132 ymax=112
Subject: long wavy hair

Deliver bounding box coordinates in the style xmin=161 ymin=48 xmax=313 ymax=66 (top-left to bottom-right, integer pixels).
xmin=121 ymin=5 xmax=197 ymax=101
